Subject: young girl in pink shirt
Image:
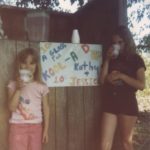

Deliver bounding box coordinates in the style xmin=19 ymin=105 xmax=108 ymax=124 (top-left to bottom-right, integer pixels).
xmin=8 ymin=48 xmax=50 ymax=150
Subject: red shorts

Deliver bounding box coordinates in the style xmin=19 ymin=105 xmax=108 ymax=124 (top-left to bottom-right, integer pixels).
xmin=9 ymin=123 xmax=42 ymax=150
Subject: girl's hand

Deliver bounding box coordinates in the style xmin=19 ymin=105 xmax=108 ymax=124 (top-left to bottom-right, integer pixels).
xmin=107 ymin=70 xmax=122 ymax=84
xmin=16 ymin=78 xmax=26 ymax=89
xmin=106 ymin=46 xmax=114 ymax=60
xmin=42 ymin=131 xmax=49 ymax=144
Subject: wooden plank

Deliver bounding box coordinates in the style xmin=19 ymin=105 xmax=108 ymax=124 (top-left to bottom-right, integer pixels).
xmin=44 ymin=87 xmax=56 ymax=150
xmin=94 ymin=86 xmax=103 ymax=150
xmin=83 ymin=87 xmax=96 ymax=150
xmin=67 ymin=87 xmax=85 ymax=150
xmin=0 ymin=40 xmax=17 ymax=84
xmin=0 ymin=39 xmax=16 ymax=150
xmin=16 ymin=41 xmax=29 ymax=53
xmin=29 ymin=41 xmax=40 ymax=52
xmin=0 ymin=40 xmax=16 ymax=105
xmin=55 ymin=87 xmax=67 ymax=150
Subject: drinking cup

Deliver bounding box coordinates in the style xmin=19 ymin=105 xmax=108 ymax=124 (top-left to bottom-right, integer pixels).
xmin=71 ymin=29 xmax=80 ymax=43
xmin=19 ymin=69 xmax=32 ymax=82
xmin=112 ymin=44 xmax=120 ymax=58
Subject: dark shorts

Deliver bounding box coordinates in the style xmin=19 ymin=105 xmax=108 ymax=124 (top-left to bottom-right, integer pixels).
xmin=102 ymin=90 xmax=139 ymax=116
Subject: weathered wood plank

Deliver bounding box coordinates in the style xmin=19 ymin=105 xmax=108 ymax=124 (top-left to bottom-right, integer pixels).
xmin=0 ymin=40 xmax=16 ymax=150
xmin=55 ymin=87 xmax=67 ymax=150
xmin=83 ymin=87 xmax=96 ymax=150
xmin=0 ymin=40 xmax=16 ymax=83
xmin=94 ymin=86 xmax=103 ymax=150
xmin=16 ymin=41 xmax=29 ymax=53
xmin=44 ymin=88 xmax=56 ymax=150
xmin=67 ymin=87 xmax=85 ymax=150
xmin=29 ymin=41 xmax=40 ymax=51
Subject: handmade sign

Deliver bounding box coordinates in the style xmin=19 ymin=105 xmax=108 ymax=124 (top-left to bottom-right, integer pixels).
xmin=40 ymin=42 xmax=102 ymax=87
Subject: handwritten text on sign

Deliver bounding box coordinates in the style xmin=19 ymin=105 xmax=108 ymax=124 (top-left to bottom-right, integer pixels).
xmin=40 ymin=42 xmax=102 ymax=87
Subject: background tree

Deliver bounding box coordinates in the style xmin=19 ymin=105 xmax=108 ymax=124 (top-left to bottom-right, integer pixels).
xmin=127 ymin=1 xmax=150 ymax=115
xmin=127 ymin=0 xmax=150 ymax=53
xmin=16 ymin=0 xmax=84 ymax=9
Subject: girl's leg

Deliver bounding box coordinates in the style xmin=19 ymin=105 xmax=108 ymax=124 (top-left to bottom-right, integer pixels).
xmin=99 ymin=112 xmax=118 ymax=150
xmin=9 ymin=124 xmax=28 ymax=150
xmin=118 ymin=114 xmax=137 ymax=150
xmin=28 ymin=124 xmax=43 ymax=150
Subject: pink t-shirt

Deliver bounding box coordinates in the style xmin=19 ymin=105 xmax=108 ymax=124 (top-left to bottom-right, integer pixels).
xmin=8 ymin=81 xmax=49 ymax=124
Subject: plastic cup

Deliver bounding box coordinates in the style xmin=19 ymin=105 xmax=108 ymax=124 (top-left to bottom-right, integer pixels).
xmin=19 ymin=69 xmax=32 ymax=82
xmin=112 ymin=44 xmax=120 ymax=58
xmin=71 ymin=29 xmax=80 ymax=44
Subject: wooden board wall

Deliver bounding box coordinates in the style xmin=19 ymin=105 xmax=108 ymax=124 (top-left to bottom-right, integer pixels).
xmin=0 ymin=40 xmax=102 ymax=150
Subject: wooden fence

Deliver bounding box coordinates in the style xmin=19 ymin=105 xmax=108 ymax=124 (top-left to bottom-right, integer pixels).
xmin=0 ymin=39 xmax=102 ymax=150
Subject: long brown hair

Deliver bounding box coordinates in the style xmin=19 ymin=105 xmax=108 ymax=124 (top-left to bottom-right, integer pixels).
xmin=112 ymin=25 xmax=136 ymax=56
xmin=15 ymin=48 xmax=41 ymax=82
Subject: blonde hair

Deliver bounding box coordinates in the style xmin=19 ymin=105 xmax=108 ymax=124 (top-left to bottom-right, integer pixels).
xmin=15 ymin=48 xmax=42 ymax=82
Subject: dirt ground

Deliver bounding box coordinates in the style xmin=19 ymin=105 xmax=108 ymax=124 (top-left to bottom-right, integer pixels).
xmin=134 ymin=96 xmax=150 ymax=150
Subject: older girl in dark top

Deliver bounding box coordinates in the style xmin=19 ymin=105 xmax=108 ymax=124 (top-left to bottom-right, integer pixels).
xmin=99 ymin=26 xmax=146 ymax=150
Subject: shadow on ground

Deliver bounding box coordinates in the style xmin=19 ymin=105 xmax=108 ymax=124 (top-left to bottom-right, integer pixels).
xmin=134 ymin=112 xmax=150 ymax=150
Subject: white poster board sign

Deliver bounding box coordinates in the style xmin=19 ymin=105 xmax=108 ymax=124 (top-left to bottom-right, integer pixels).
xmin=40 ymin=42 xmax=102 ymax=87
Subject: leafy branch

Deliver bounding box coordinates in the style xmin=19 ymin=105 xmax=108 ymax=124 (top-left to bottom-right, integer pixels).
xmin=16 ymin=0 xmax=84 ymax=9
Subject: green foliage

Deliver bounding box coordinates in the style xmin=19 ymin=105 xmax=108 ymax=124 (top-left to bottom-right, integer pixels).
xmin=137 ymin=35 xmax=150 ymax=53
xmin=137 ymin=54 xmax=150 ymax=97
xmin=127 ymin=0 xmax=150 ymax=53
xmin=16 ymin=0 xmax=84 ymax=9
xmin=16 ymin=0 xmax=51 ymax=9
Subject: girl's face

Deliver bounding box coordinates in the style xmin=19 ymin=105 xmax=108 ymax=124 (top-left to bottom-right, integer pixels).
xmin=20 ymin=55 xmax=36 ymax=76
xmin=112 ymin=35 xmax=125 ymax=53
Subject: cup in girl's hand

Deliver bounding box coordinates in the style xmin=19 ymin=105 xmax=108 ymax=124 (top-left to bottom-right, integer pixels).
xmin=19 ymin=69 xmax=32 ymax=82
xmin=112 ymin=44 xmax=120 ymax=58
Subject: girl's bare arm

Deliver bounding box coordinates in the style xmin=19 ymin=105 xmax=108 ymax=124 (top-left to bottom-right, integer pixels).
xmin=120 ymin=67 xmax=145 ymax=90
xmin=8 ymin=88 xmax=21 ymax=112
xmin=42 ymin=93 xmax=50 ymax=143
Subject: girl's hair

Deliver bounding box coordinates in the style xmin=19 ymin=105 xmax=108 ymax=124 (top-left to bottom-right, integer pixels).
xmin=112 ymin=25 xmax=136 ymax=55
xmin=15 ymin=48 xmax=41 ymax=82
